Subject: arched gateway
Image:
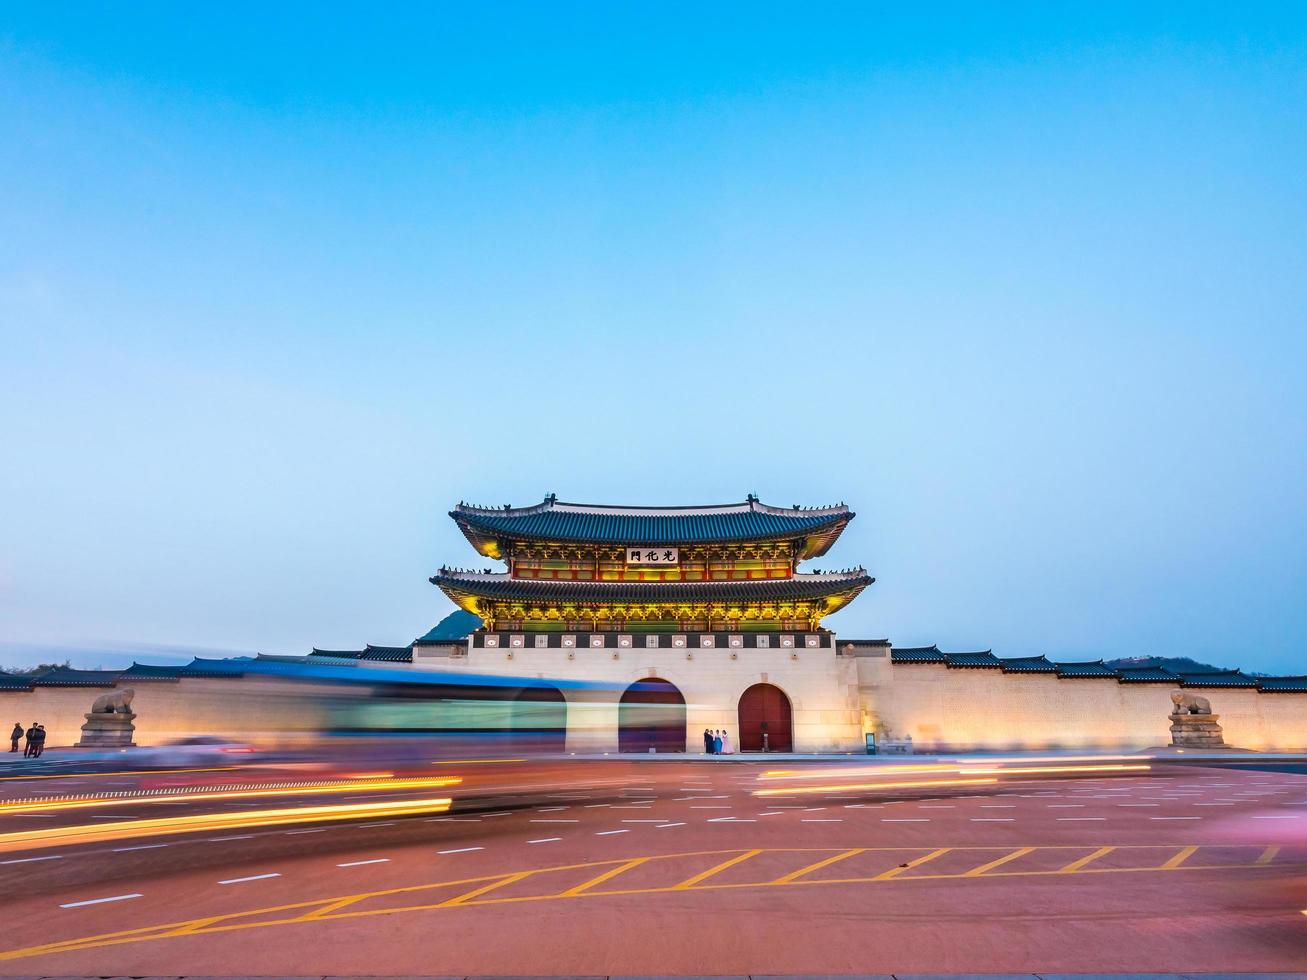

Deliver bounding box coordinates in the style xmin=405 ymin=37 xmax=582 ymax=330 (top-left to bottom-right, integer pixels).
xmin=511 ymin=685 xmax=567 ymax=752
xmin=619 ymin=678 xmax=686 ymax=753
xmin=738 ymin=683 xmax=793 ymax=752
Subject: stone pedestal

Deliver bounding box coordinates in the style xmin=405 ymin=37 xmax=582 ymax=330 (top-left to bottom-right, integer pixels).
xmin=1169 ymin=712 xmax=1225 ymax=748
xmin=76 ymin=711 xmax=136 ymax=748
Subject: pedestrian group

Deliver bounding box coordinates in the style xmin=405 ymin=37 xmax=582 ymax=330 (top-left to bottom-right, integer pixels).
xmin=703 ymin=727 xmax=733 ymax=755
xmin=10 ymin=722 xmax=46 ymax=757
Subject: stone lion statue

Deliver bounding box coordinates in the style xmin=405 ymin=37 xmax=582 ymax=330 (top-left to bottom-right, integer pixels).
xmin=90 ymin=688 xmax=135 ymax=714
xmin=1170 ymin=690 xmax=1212 ymax=715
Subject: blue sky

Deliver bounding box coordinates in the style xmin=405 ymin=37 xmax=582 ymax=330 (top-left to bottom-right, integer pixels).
xmin=2 ymin=4 xmax=1305 ymax=673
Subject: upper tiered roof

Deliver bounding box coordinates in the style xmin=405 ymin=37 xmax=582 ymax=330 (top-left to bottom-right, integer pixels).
xmin=452 ymin=494 xmax=854 ymax=559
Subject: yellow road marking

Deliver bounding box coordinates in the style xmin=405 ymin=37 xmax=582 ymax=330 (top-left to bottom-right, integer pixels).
xmin=438 ymin=871 xmax=532 ymax=907
xmin=1256 ymin=844 xmax=1281 ymax=866
xmin=772 ymin=848 xmax=864 ymax=884
xmin=561 ymin=857 xmax=649 ymax=896
xmin=874 ymin=846 xmax=950 ymax=880
xmin=0 ymin=844 xmax=1296 ymax=963
xmin=1162 ymin=845 xmax=1199 ymax=870
xmin=963 ymin=846 xmax=1035 ymax=876
xmin=675 ymin=848 xmax=762 ymax=888
xmin=1057 ymin=846 xmax=1115 ymax=873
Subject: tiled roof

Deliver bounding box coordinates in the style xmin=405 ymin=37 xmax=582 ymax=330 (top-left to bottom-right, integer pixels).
xmin=1179 ymin=670 xmax=1258 ymax=688
xmin=310 ymin=648 xmax=362 ymax=659
xmin=452 ymin=496 xmax=853 ymax=557
xmin=1116 ymin=666 xmax=1180 ymax=683
xmin=30 ymin=668 xmax=123 ymax=687
xmin=999 ymin=656 xmax=1058 ymax=673
xmin=946 ymin=651 xmax=1001 ymax=668
xmin=179 ymin=658 xmax=247 ymax=678
xmin=361 ymin=645 xmax=414 ymax=663
xmin=432 ymin=570 xmax=873 ymax=605
xmin=1257 ymin=676 xmax=1307 ymax=693
xmin=119 ymin=663 xmax=183 ymax=681
xmin=0 ymin=674 xmax=36 ymax=691
xmin=891 ymin=645 xmax=948 ymax=663
xmin=1054 ymin=660 xmax=1119 ymax=679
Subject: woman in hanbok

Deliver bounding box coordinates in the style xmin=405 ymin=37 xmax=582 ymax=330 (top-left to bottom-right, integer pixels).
xmin=720 ymin=730 xmax=734 ymax=755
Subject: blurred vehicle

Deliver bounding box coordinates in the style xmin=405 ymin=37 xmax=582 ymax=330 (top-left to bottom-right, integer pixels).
xmin=132 ymin=735 xmax=260 ymax=767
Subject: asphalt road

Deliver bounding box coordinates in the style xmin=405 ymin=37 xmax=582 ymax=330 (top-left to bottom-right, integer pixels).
xmin=0 ymin=756 xmax=1304 ymax=975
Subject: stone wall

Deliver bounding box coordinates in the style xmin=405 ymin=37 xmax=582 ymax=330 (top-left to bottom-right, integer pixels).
xmin=0 ymin=677 xmax=342 ymax=749
xmin=853 ymin=653 xmax=1307 ymax=752
xmin=433 ymin=640 xmax=863 ymax=753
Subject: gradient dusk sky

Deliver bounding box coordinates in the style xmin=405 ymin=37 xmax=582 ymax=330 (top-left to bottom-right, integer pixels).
xmin=2 ymin=5 xmax=1305 ymax=673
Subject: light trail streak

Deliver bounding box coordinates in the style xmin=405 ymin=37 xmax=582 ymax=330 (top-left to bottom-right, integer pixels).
xmin=754 ymin=777 xmax=999 ymax=797
xmin=961 ymin=765 xmax=1151 ymax=775
xmin=0 ymin=797 xmax=453 ymax=854
xmin=0 ymin=767 xmax=240 ymax=783
xmin=0 ymin=776 xmax=462 ymax=816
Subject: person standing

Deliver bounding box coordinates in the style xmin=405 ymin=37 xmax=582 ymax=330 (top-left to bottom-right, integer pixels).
xmin=703 ymin=728 xmax=714 ymax=754
xmin=712 ymin=730 xmax=723 ymax=755
xmin=32 ymin=725 xmax=46 ymax=758
xmin=9 ymin=723 xmax=21 ymax=753
xmin=721 ymin=729 xmax=734 ymax=755
xmin=23 ymin=723 xmax=37 ymax=758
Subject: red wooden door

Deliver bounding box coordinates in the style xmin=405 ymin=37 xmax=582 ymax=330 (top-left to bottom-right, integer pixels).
xmin=737 ymin=683 xmax=793 ymax=752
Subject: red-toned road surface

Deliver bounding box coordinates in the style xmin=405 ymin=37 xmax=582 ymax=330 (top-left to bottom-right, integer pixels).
xmin=1 ymin=759 xmax=1306 ymax=975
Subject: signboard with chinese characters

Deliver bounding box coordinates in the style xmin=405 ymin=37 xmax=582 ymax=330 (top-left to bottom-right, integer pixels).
xmin=625 ymin=547 xmax=679 ymax=565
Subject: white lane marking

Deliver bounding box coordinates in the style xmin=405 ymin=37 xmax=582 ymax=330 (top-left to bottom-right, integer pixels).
xmin=690 ymin=806 xmax=732 ymax=809
xmin=208 ymin=835 xmax=254 ymax=842
xmin=1193 ymin=803 xmax=1235 ymax=806
xmin=612 ymin=806 xmax=652 ymax=809
xmin=621 ymin=819 xmax=667 ymax=823
xmin=584 ymin=803 xmax=611 ymax=808
xmin=529 ymin=819 xmax=579 ymax=823
xmin=656 ymin=822 xmax=686 ymax=828
xmin=802 ymin=818 xmax=843 ymax=822
xmin=527 ymin=838 xmax=561 ymax=844
xmin=358 ymin=822 xmax=395 ymax=828
xmin=1 ymin=854 xmax=64 ymax=864
xmin=1118 ymin=803 xmax=1158 ymax=807
xmin=286 ymin=829 xmax=327 ymax=835
xmin=429 ymin=817 xmax=481 ymax=823
xmin=595 ymin=829 xmax=629 ymax=836
xmin=536 ymin=806 xmax=568 ymax=812
xmin=113 ymin=844 xmax=168 ymax=852
xmin=438 ymin=846 xmax=485 ymax=854
xmin=60 ymin=893 xmax=142 ymax=909
xmin=1057 ymin=817 xmax=1106 ymax=821
xmin=918 ymin=805 xmax=955 ymax=809
xmin=881 ymin=818 xmax=929 ymax=822
xmin=708 ymin=817 xmax=756 ymax=823
xmin=218 ymin=873 xmax=281 ymax=885
xmin=1047 ymin=804 xmax=1085 ymax=808
xmin=1253 ymin=814 xmax=1300 ymax=819
xmin=759 ymin=812 xmax=785 ymax=817
xmin=338 ymin=858 xmax=390 ymax=867
xmin=980 ymin=805 xmax=1015 ymax=809
xmin=803 ymin=807 xmax=827 ymax=812
xmin=1150 ymin=816 xmax=1201 ymax=820
xmin=971 ymin=818 xmax=1014 ymax=822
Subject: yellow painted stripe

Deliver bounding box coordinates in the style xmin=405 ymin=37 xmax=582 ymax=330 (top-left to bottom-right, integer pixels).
xmin=873 ymin=847 xmax=950 ymax=880
xmin=560 ymin=858 xmax=649 ymax=896
xmin=1256 ymin=844 xmax=1281 ymax=866
xmin=675 ymin=849 xmax=762 ymax=889
xmin=1162 ymin=845 xmax=1199 ymax=870
xmin=1058 ymin=846 xmax=1115 ymax=873
xmin=437 ymin=871 xmax=531 ymax=907
xmin=773 ymin=848 xmax=865 ymax=884
xmin=963 ymin=846 xmax=1035 ymax=877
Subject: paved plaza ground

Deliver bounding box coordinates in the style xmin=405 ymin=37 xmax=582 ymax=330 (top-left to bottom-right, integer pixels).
xmin=0 ymin=758 xmax=1305 ymax=976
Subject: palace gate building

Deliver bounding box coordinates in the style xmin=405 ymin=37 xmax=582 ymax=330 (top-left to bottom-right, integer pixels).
xmin=424 ymin=495 xmax=874 ymax=753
